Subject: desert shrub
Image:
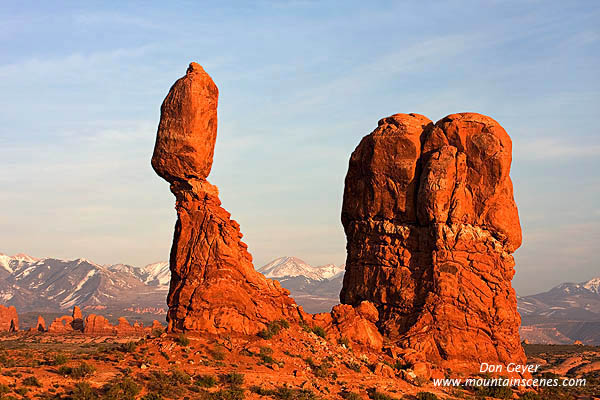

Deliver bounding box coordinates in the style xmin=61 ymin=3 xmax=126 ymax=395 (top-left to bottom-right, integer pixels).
xmin=305 ymin=357 xmax=332 ymax=378
xmin=175 ymin=333 xmax=190 ymax=347
xmin=0 ymin=353 xmax=16 ymax=368
xmin=195 ymin=374 xmax=217 ymax=388
xmin=71 ymin=362 xmax=96 ymax=379
xmin=14 ymin=387 xmax=29 ymax=396
xmin=57 ymin=362 xmax=96 ymax=379
xmin=145 ymin=369 xmax=191 ymax=397
xmin=152 ymin=327 xmax=164 ymax=337
xmin=0 ymin=384 xmax=9 ymax=395
xmin=474 ymin=384 xmax=512 ymax=399
xmin=310 ymin=326 xmax=326 ymax=339
xmin=141 ymin=394 xmax=163 ymax=400
xmin=250 ymin=385 xmax=319 ymax=399
xmin=53 ymin=353 xmax=68 ymax=365
xmin=340 ymin=391 xmax=361 ymax=400
xmin=519 ymin=393 xmax=541 ymax=400
xmin=257 ymin=346 xmax=281 ymax=366
xmin=22 ymin=376 xmax=41 ymax=387
xmin=210 ymin=346 xmax=226 ymax=360
xmin=258 ymin=319 xmax=290 ymax=339
xmin=71 ymin=382 xmax=98 ymax=400
xmin=103 ymin=377 xmax=140 ymax=400
xmin=393 ymin=360 xmax=412 ymax=370
xmin=416 ymin=392 xmax=439 ymax=400
xmin=119 ymin=341 xmax=137 ymax=353
xmin=366 ymin=388 xmax=397 ymax=400
xmin=337 ymin=337 xmax=350 ymax=347
xmin=344 ymin=361 xmax=361 ymax=372
xmin=211 ymin=387 xmax=245 ymax=400
xmin=220 ymin=372 xmax=244 ymax=387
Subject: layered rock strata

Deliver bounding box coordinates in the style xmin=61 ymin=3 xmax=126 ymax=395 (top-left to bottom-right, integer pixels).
xmin=341 ymin=112 xmax=525 ymax=370
xmin=152 ymin=63 xmax=302 ymax=334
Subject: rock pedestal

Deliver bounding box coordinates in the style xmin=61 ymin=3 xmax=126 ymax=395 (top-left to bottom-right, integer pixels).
xmin=152 ymin=63 xmax=302 ymax=334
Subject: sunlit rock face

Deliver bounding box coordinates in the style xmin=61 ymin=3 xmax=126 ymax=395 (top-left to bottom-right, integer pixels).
xmin=341 ymin=112 xmax=525 ymax=372
xmin=152 ymin=63 xmax=302 ymax=334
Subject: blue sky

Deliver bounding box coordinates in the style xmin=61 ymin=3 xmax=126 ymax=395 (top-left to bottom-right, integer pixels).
xmin=1 ymin=1 xmax=598 ymax=294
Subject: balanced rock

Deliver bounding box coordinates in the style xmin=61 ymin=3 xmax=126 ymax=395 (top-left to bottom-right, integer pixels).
xmin=341 ymin=112 xmax=525 ymax=372
xmin=0 ymin=305 xmax=19 ymax=332
xmin=152 ymin=63 xmax=302 ymax=334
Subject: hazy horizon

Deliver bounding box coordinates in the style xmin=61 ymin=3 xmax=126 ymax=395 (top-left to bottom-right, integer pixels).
xmin=2 ymin=1 xmax=599 ymax=296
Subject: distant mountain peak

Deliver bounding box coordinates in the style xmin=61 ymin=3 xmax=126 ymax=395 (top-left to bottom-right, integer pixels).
xmin=583 ymin=277 xmax=600 ymax=294
xmin=0 ymin=251 xmax=171 ymax=314
xmin=257 ymin=256 xmax=344 ymax=281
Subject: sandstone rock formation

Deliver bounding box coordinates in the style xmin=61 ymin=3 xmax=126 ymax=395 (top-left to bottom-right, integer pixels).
xmin=83 ymin=314 xmax=114 ymax=335
xmin=72 ymin=306 xmax=84 ymax=331
xmin=313 ymin=301 xmax=383 ymax=349
xmin=0 ymin=305 xmax=19 ymax=332
xmin=48 ymin=316 xmax=74 ymax=333
xmin=35 ymin=315 xmax=46 ymax=332
xmin=341 ymin=112 xmax=525 ymax=371
xmin=152 ymin=63 xmax=302 ymax=334
xmin=48 ymin=307 xmax=84 ymax=333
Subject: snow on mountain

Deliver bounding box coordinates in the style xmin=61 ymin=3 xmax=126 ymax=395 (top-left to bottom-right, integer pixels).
xmin=583 ymin=277 xmax=600 ymax=294
xmin=0 ymin=253 xmax=39 ymax=274
xmin=257 ymin=257 xmax=344 ymax=281
xmin=256 ymin=257 xmax=346 ymax=313
xmin=519 ymin=276 xmax=600 ymax=345
xmin=141 ymin=262 xmax=170 ymax=287
xmin=0 ymin=252 xmax=170 ymax=313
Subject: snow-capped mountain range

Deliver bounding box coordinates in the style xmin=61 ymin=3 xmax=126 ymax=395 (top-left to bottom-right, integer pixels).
xmin=0 ymin=252 xmax=169 ymax=314
xmin=256 ymin=257 xmax=345 ymax=313
xmin=257 ymin=256 xmax=344 ymax=281
xmin=518 ymin=277 xmax=600 ymax=345
xmin=3 ymin=251 xmax=598 ymax=344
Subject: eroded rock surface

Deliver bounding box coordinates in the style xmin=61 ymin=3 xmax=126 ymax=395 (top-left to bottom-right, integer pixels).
xmin=341 ymin=112 xmax=525 ymax=371
xmin=152 ymin=63 xmax=302 ymax=334
xmin=0 ymin=305 xmax=19 ymax=331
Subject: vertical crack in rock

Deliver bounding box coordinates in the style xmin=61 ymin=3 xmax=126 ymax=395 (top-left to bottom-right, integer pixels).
xmin=341 ymin=112 xmax=525 ymax=371
xmin=152 ymin=63 xmax=301 ymax=334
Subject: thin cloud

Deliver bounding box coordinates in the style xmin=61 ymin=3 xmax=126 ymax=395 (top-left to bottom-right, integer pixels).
xmin=514 ymin=137 xmax=600 ymax=160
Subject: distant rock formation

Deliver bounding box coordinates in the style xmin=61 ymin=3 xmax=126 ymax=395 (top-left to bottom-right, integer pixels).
xmin=83 ymin=314 xmax=147 ymax=336
xmin=35 ymin=315 xmax=46 ymax=332
xmin=341 ymin=113 xmax=525 ymax=371
xmin=84 ymin=314 xmax=114 ymax=335
xmin=72 ymin=306 xmax=84 ymax=331
xmin=152 ymin=63 xmax=302 ymax=334
xmin=0 ymin=305 xmax=19 ymax=332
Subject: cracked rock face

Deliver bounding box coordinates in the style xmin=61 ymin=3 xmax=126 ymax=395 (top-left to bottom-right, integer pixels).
xmin=152 ymin=63 xmax=301 ymax=334
xmin=341 ymin=112 xmax=525 ymax=371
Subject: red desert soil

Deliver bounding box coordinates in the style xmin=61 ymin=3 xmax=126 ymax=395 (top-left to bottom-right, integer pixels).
xmin=0 ymin=328 xmax=599 ymax=399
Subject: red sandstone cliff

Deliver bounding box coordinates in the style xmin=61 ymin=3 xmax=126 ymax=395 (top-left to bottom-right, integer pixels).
xmin=341 ymin=112 xmax=525 ymax=372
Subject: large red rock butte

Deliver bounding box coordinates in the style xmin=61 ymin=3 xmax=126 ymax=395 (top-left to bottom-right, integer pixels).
xmin=151 ymin=62 xmax=303 ymax=334
xmin=341 ymin=112 xmax=525 ymax=372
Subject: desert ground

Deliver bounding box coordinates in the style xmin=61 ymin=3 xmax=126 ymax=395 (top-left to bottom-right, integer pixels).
xmin=0 ymin=325 xmax=598 ymax=400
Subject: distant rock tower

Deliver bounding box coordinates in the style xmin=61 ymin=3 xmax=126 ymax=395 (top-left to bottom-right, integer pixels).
xmin=152 ymin=63 xmax=302 ymax=334
xmin=341 ymin=113 xmax=525 ymax=372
